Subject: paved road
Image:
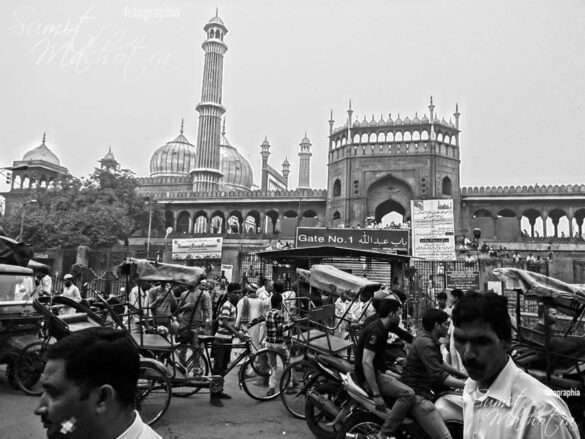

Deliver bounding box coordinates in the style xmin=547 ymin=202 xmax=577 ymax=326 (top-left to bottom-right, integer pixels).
xmin=0 ymin=366 xmax=314 ymax=439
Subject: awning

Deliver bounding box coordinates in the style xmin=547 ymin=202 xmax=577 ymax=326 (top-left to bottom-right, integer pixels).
xmin=120 ymin=258 xmax=205 ymax=286
xmin=256 ymin=245 xmax=411 ymax=265
xmin=306 ymin=264 xmax=381 ymax=298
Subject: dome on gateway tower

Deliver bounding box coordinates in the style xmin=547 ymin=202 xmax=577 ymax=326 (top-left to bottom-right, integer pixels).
xmin=149 ymin=120 xmax=197 ymax=177
xmin=218 ymin=126 xmax=254 ymax=191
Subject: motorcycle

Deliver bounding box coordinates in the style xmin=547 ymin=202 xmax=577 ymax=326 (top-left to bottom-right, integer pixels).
xmin=303 ymin=353 xmax=353 ymax=439
xmin=338 ymin=372 xmax=463 ymax=439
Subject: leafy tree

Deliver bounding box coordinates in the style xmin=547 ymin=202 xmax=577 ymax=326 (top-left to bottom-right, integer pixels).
xmin=0 ymin=168 xmax=164 ymax=249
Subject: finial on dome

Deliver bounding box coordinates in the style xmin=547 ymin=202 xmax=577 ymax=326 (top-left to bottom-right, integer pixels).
xmin=215 ymin=7 xmax=219 ymax=17
xmin=108 ymin=146 xmax=112 ymax=154
xmin=42 ymin=133 xmax=46 ymax=145
xmin=180 ymin=118 xmax=184 ymax=135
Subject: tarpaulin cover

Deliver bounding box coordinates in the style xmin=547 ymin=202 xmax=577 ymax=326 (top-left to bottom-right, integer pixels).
xmin=306 ymin=264 xmax=381 ymax=298
xmin=124 ymin=258 xmax=205 ymax=286
xmin=493 ymin=268 xmax=585 ymax=310
xmin=0 ymin=236 xmax=33 ymax=267
xmin=296 ymin=268 xmax=310 ymax=284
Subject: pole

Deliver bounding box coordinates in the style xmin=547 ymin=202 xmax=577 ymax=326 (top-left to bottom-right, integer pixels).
xmin=19 ymin=204 xmax=26 ymax=239
xmin=146 ymin=202 xmax=153 ymax=258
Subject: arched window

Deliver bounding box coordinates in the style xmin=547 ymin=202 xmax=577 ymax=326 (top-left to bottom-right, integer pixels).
xmin=176 ymin=211 xmax=191 ymax=234
xmin=442 ymin=176 xmax=452 ymax=196
xmin=332 ymin=211 xmax=341 ymax=220
xmin=333 ymin=179 xmax=341 ymax=197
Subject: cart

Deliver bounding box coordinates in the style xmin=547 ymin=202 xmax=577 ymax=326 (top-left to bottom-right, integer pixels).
xmin=493 ymin=267 xmax=585 ymax=430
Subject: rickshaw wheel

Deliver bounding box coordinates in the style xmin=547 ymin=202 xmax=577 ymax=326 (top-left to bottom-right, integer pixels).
xmin=15 ymin=341 xmax=49 ymax=396
xmin=240 ymin=348 xmax=287 ymax=401
xmin=136 ymin=362 xmax=171 ymax=426
xmin=170 ymin=344 xmax=210 ymax=397
xmin=279 ymin=359 xmax=317 ymax=419
xmin=6 ymin=360 xmax=18 ymax=389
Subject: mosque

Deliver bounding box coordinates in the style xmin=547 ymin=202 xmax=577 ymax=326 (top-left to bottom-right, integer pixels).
xmin=4 ymin=12 xmax=585 ymax=280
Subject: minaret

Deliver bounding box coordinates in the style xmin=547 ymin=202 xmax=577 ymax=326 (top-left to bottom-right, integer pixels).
xmin=328 ymin=110 xmax=335 ymax=151
xmin=191 ymin=12 xmax=228 ymax=193
xmin=453 ymin=103 xmax=461 ymax=147
xmin=298 ymin=133 xmax=312 ymax=189
xmin=260 ymin=137 xmax=271 ymax=190
xmin=282 ymin=157 xmax=290 ymax=188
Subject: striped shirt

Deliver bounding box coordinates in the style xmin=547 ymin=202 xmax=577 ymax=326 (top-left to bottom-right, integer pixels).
xmin=215 ymin=301 xmax=237 ymax=341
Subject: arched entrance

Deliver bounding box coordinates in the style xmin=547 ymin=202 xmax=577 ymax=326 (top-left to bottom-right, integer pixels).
xmin=375 ymin=199 xmax=406 ymax=226
xmin=366 ymin=174 xmax=413 ymax=226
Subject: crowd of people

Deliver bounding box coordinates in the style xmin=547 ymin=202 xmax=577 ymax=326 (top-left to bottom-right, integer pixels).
xmin=27 ymin=268 xmax=581 ymax=439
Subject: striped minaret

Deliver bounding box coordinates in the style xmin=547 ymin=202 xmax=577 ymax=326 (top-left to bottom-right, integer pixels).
xmin=191 ymin=12 xmax=228 ymax=193
xmin=298 ymin=133 xmax=312 ymax=188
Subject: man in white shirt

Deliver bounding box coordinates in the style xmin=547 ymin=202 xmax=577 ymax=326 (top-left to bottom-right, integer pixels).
xmin=61 ymin=274 xmax=81 ymax=315
xmin=35 ymin=327 xmax=161 ymax=439
xmin=452 ymin=291 xmax=579 ymax=439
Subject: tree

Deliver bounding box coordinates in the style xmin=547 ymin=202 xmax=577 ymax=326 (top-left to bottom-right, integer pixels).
xmin=0 ymin=168 xmax=164 ymax=249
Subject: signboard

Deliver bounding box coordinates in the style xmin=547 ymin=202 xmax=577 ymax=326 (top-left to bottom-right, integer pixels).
xmin=446 ymin=270 xmax=480 ymax=291
xmin=221 ymin=264 xmax=233 ymax=282
xmin=295 ymin=227 xmax=409 ymax=253
xmin=411 ymin=199 xmax=456 ymax=260
xmin=172 ymin=237 xmax=223 ymax=260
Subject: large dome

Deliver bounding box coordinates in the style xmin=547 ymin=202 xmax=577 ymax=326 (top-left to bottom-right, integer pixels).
xmin=150 ymin=123 xmax=196 ymax=177
xmin=22 ymin=134 xmax=60 ymax=165
xmin=219 ymin=134 xmax=254 ymax=191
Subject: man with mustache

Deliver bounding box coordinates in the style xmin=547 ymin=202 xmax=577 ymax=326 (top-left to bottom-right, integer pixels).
xmin=34 ymin=327 xmax=161 ymax=439
xmin=452 ymin=292 xmax=579 ymax=438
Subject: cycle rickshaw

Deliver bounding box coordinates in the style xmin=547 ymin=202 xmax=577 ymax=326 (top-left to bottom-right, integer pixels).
xmin=493 ymin=267 xmax=585 ymax=432
xmin=114 ymin=259 xmax=289 ymax=404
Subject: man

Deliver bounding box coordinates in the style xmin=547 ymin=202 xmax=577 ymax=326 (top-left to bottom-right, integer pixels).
xmin=148 ymin=282 xmax=177 ymax=328
xmin=400 ymin=308 xmax=466 ymax=439
xmin=36 ymin=267 xmax=53 ymax=297
xmin=348 ymin=288 xmax=375 ymax=324
xmin=354 ymin=291 xmax=415 ymax=439
xmin=60 ymin=274 xmax=81 ymax=315
xmin=264 ymin=293 xmax=293 ymax=396
xmin=211 ymin=277 xmax=228 ymax=314
xmin=435 ymin=292 xmax=449 ymax=314
xmin=210 ymin=283 xmax=247 ymax=407
xmin=446 ymin=289 xmax=464 ymax=372
xmin=452 ymin=292 xmax=579 ymax=438
xmin=178 ymin=280 xmax=212 ymax=345
xmin=257 ymin=279 xmax=274 ymax=313
xmin=34 ymin=327 xmax=161 ymax=439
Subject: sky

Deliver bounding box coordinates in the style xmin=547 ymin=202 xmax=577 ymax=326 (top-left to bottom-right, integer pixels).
xmin=1 ymin=0 xmax=585 ymax=193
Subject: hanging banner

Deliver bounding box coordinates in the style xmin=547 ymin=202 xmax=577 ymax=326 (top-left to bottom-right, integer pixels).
xmin=295 ymin=227 xmax=408 ymax=253
xmin=172 ymin=237 xmax=223 ymax=260
xmin=411 ymin=199 xmax=456 ymax=260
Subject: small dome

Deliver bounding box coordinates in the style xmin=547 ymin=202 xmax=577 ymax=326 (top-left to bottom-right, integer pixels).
xmin=300 ymin=133 xmax=311 ymax=145
xmin=378 ymin=114 xmax=385 ymax=125
xmin=208 ymin=15 xmax=225 ymax=26
xmin=219 ymin=135 xmax=254 ymax=191
xmin=102 ymin=147 xmax=116 ymax=161
xmin=149 ymin=123 xmax=197 ymax=177
xmin=387 ymin=113 xmax=394 ymax=125
xmin=395 ymin=114 xmax=403 ymax=125
xmin=421 ymin=114 xmax=429 ymax=123
xmin=361 ymin=115 xmax=369 ymax=126
xmin=22 ymin=134 xmax=60 ymax=165
xmin=352 ymin=119 xmax=361 ymax=128
xmin=413 ymin=113 xmax=421 ymax=124
xmin=404 ymin=116 xmax=412 ymax=124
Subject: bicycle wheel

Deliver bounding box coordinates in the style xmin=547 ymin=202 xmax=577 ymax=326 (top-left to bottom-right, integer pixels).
xmin=136 ymin=362 xmax=171 ymax=426
xmin=240 ymin=348 xmax=287 ymax=401
xmin=279 ymin=359 xmax=316 ymax=419
xmin=15 ymin=340 xmax=49 ymax=396
xmin=171 ymin=344 xmax=210 ymax=397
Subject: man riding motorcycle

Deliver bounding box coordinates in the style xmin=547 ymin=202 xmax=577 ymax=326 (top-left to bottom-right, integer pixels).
xmin=354 ymin=290 xmax=414 ymax=439
xmin=399 ymin=308 xmax=466 ymax=439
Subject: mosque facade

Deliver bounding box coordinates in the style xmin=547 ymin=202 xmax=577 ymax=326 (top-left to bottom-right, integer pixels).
xmin=4 ymin=12 xmax=585 ymax=278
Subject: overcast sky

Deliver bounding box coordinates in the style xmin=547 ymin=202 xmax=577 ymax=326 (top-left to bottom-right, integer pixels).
xmin=2 ymin=0 xmax=585 ymax=194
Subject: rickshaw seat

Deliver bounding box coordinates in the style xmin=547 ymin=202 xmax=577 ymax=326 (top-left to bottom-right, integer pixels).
xmin=198 ymin=335 xmax=215 ymax=343
xmin=130 ymin=333 xmax=174 ymax=351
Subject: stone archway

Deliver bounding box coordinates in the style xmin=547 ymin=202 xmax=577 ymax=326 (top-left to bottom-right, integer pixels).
xmin=366 ymin=175 xmax=413 ymax=224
